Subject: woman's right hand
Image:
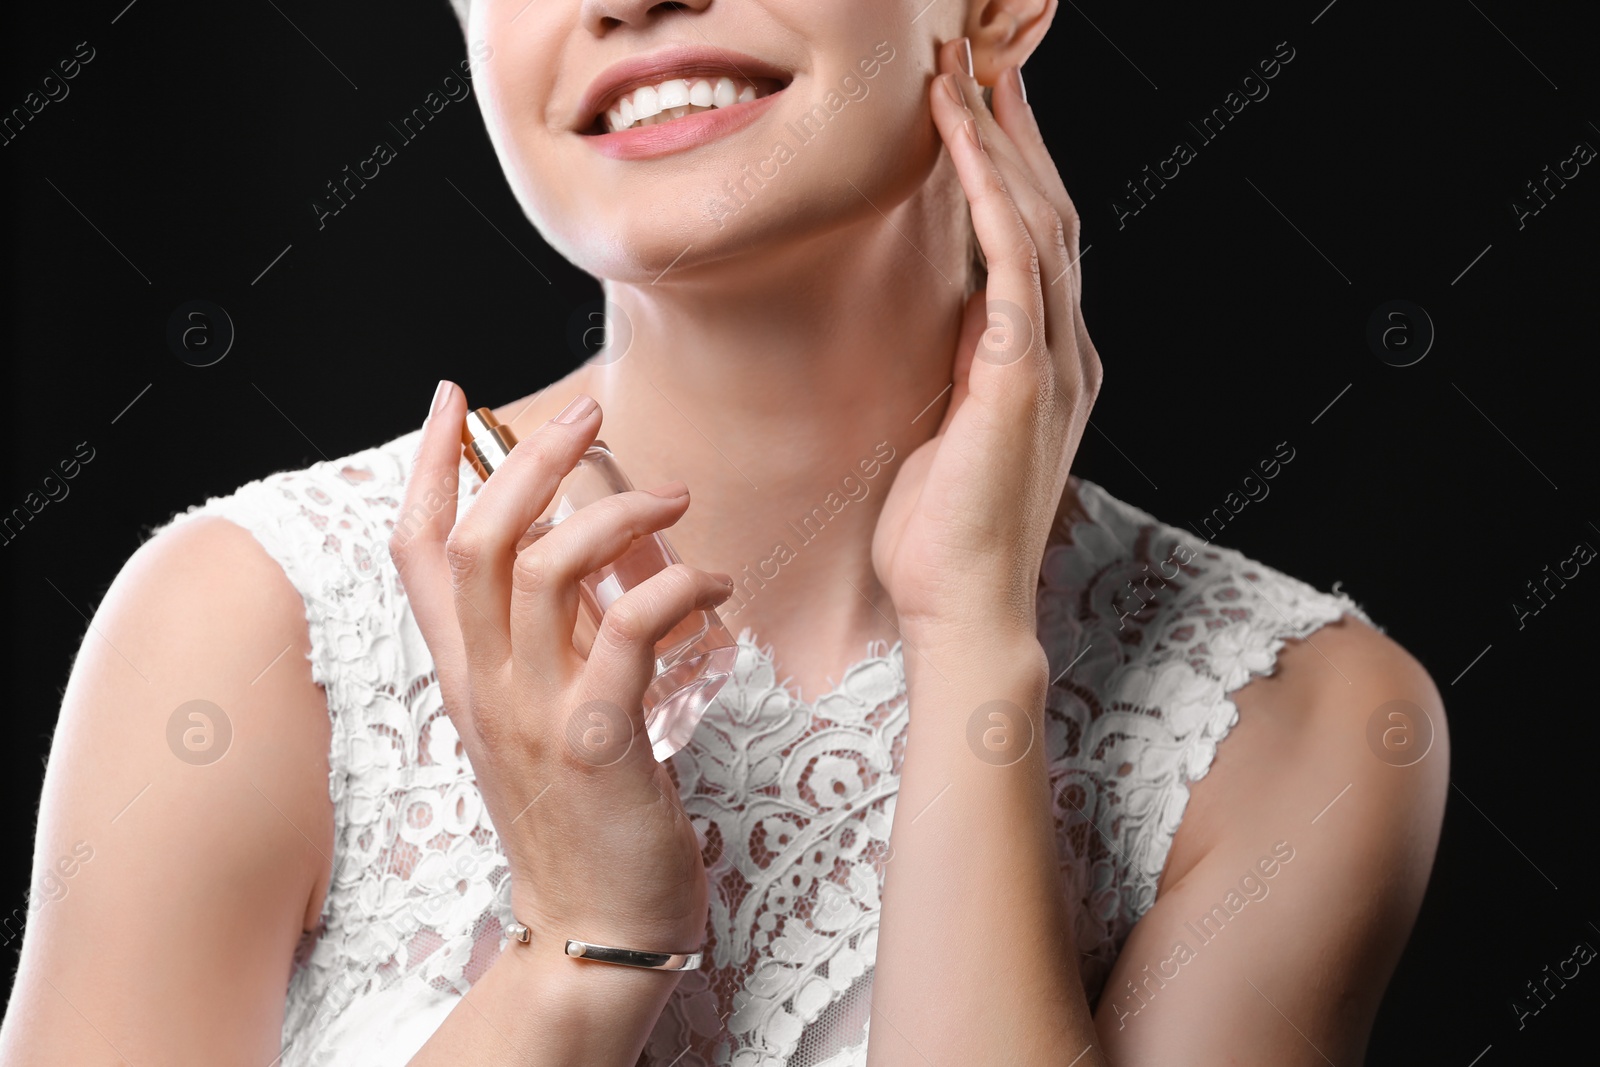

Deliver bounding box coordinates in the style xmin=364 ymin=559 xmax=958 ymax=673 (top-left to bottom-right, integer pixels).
xmin=390 ymin=382 xmax=731 ymax=961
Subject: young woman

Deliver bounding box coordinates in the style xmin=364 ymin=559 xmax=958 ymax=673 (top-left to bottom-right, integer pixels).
xmin=1 ymin=1 xmax=1448 ymax=1064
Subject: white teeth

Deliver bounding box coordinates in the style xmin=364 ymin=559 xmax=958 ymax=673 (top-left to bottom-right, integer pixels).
xmin=602 ymin=74 xmax=774 ymax=133
xmin=633 ymin=84 xmax=660 ymax=119
xmin=657 ymin=79 xmax=689 ymax=109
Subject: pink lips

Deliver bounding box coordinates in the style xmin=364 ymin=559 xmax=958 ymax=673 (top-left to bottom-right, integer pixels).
xmin=585 ymin=89 xmax=785 ymax=160
xmin=574 ymin=45 xmax=792 ymax=161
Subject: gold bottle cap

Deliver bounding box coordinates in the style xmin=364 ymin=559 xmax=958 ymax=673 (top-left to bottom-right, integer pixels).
xmin=462 ymin=404 xmax=610 ymax=481
xmin=462 ymin=407 xmax=518 ymax=481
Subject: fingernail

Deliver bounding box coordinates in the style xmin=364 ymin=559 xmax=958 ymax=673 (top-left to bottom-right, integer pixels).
xmin=963 ymin=116 xmax=983 ymax=151
xmin=553 ymin=394 xmax=597 ymax=424
xmin=941 ymin=72 xmax=966 ymax=110
xmin=1012 ymin=64 xmax=1028 ymax=105
xmin=430 ymin=380 xmax=454 ymax=415
xmin=957 ymin=37 xmax=974 ymax=78
xmin=650 ymin=481 xmax=690 ymax=499
xmin=711 ymin=572 xmax=734 ymax=588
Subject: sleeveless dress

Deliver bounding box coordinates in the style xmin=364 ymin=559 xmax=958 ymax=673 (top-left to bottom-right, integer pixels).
xmin=149 ymin=424 xmax=1374 ymax=1067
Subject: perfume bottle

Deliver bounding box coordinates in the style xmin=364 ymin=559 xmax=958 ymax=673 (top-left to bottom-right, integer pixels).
xmin=461 ymin=407 xmax=737 ymax=760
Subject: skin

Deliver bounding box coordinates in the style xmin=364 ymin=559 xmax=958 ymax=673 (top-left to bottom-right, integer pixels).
xmin=0 ymin=1 xmax=1449 ymax=1065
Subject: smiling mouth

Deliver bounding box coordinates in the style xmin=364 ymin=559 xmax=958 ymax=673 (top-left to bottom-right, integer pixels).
xmin=586 ymin=75 xmax=788 ymax=135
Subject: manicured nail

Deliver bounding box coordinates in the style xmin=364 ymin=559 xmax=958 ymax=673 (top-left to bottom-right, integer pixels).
xmin=957 ymin=37 xmax=974 ymax=78
xmin=430 ymin=379 xmax=454 ymax=415
xmin=1012 ymin=65 xmax=1027 ymax=105
xmin=711 ymin=572 xmax=734 ymax=588
xmin=941 ymin=72 xmax=966 ymax=109
xmin=963 ymin=117 xmax=983 ymax=151
xmin=553 ymin=394 xmax=597 ymax=424
xmin=650 ymin=481 xmax=690 ymax=499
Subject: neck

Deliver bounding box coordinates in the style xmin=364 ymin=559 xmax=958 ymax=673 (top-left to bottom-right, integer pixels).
xmin=503 ymin=170 xmax=972 ymax=697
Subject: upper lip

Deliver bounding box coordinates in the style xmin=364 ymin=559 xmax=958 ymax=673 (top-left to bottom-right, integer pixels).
xmin=574 ymin=45 xmax=792 ymax=132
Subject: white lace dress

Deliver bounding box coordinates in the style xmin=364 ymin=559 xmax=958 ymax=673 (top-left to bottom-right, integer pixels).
xmin=150 ymin=424 xmax=1373 ymax=1067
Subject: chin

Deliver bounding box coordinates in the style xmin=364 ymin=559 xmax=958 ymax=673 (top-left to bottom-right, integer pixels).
xmin=472 ymin=14 xmax=941 ymax=285
xmin=516 ymin=109 xmax=943 ymax=285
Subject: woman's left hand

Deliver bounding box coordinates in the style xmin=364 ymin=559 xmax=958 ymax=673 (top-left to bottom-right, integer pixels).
xmin=873 ymin=38 xmax=1102 ymax=649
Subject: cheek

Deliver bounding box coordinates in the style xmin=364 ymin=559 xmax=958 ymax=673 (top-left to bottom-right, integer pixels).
xmin=684 ymin=67 xmax=938 ymax=251
xmin=473 ymin=56 xmax=593 ymax=256
xmin=470 ymin=4 xmax=948 ymax=280
xmin=470 ymin=13 xmax=565 ymax=166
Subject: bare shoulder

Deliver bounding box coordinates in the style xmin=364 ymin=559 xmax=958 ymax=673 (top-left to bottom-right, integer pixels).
xmin=0 ymin=515 xmax=333 ymax=1064
xmin=1097 ymin=615 xmax=1450 ymax=1060
xmin=1164 ymin=614 xmax=1450 ymax=892
xmin=50 ymin=513 xmax=334 ymax=854
xmin=76 ymin=512 xmax=337 ymax=916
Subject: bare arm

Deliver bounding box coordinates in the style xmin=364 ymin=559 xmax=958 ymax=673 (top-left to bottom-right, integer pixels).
xmin=872 ymin=616 xmax=1446 ymax=1067
xmin=871 ymin=632 xmax=1100 ymax=1065
xmin=866 ymin=24 xmax=1111 ymax=1066
xmin=864 ymin=24 xmax=1445 ymax=1059
xmin=0 ymin=516 xmax=334 ymax=1064
xmin=0 ymin=513 xmax=687 ymax=1066
xmin=1096 ymin=617 xmax=1450 ymax=1063
xmin=395 ymin=381 xmax=735 ymax=1066
xmin=408 ymin=946 xmax=682 ymax=1065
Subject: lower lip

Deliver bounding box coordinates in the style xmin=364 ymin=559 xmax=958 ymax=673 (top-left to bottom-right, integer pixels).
xmin=584 ymin=89 xmax=785 ymax=160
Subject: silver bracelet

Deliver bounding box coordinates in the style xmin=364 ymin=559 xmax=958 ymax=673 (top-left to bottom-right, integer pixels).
xmin=505 ymin=920 xmax=703 ymax=972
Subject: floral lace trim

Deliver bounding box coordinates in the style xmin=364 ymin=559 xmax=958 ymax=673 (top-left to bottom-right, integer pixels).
xmin=646 ymin=628 xmax=903 ymax=1066
xmin=149 ymin=437 xmax=516 ymax=1066
xmin=147 ymin=434 xmax=1375 ymax=1067
xmin=1038 ymin=481 xmax=1375 ymax=1004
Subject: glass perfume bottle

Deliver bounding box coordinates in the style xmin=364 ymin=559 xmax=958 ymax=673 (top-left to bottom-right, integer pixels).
xmin=462 ymin=407 xmax=737 ymax=760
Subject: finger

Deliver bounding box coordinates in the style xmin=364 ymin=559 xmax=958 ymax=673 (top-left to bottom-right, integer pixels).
xmin=939 ymin=44 xmax=1093 ymax=411
xmin=990 ymin=64 xmax=1085 ymax=303
xmin=976 ymin=129 xmax=1072 ymax=357
xmin=581 ymin=564 xmax=735 ymax=736
xmin=510 ymin=484 xmax=693 ymax=673
xmin=446 ymin=395 xmax=600 ymax=672
xmin=930 ymin=69 xmax=1050 ymax=399
xmin=939 ymin=41 xmax=1046 ymax=205
xmin=938 ymin=45 xmax=1071 ymax=352
xmin=932 ymin=288 xmax=987 ymax=439
xmin=983 ymin=64 xmax=1100 ymax=396
xmin=391 ymin=381 xmax=472 ymax=708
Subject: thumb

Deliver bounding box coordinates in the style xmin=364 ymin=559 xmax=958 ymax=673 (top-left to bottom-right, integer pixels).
xmin=935 ymin=288 xmax=987 ymax=438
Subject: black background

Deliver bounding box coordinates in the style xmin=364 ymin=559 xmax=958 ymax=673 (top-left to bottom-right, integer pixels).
xmin=4 ymin=0 xmax=1597 ymax=1061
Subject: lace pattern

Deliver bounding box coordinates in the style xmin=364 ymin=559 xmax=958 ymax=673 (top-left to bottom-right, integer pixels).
xmin=149 ymin=427 xmax=1374 ymax=1066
